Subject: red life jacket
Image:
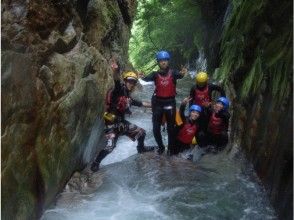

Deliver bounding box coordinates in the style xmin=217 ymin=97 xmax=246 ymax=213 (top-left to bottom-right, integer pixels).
xmin=105 ymin=88 xmax=129 ymax=113
xmin=154 ymin=70 xmax=176 ymax=98
xmin=194 ymin=85 xmax=211 ymax=106
xmin=177 ymin=122 xmax=198 ymax=144
xmin=208 ymin=112 xmax=225 ymax=134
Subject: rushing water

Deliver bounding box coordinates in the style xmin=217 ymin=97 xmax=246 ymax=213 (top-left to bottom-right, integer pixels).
xmin=42 ymin=75 xmax=276 ymax=220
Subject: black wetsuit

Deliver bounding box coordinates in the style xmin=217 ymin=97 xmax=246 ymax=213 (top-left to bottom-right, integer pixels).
xmin=189 ymin=83 xmax=226 ymax=106
xmin=202 ymin=107 xmax=230 ymax=151
xmin=91 ymin=80 xmax=148 ymax=171
xmin=189 ymin=83 xmax=226 ymax=131
xmin=142 ymin=67 xmax=184 ymax=154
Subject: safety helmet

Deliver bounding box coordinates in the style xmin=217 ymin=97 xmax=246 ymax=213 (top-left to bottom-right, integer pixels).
xmin=217 ymin=97 xmax=230 ymax=109
xmin=156 ymin=51 xmax=170 ymax=61
xmin=189 ymin=104 xmax=202 ymax=113
xmin=195 ymin=71 xmax=208 ymax=86
xmin=123 ymin=71 xmax=138 ymax=82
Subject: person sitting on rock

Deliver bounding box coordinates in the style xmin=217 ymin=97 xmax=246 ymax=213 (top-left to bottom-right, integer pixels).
xmin=203 ymin=97 xmax=230 ymax=152
xmin=139 ymin=50 xmax=188 ymax=155
xmin=173 ymin=97 xmax=203 ymax=155
xmin=91 ymin=60 xmax=154 ymax=172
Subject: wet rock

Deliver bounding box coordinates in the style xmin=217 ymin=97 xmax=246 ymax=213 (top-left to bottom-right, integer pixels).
xmin=211 ymin=0 xmax=293 ymax=218
xmin=1 ymin=0 xmax=137 ymax=219
xmin=48 ymin=21 xmax=79 ymax=54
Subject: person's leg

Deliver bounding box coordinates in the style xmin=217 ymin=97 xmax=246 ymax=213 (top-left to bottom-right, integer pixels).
xmin=215 ymin=132 xmax=228 ymax=151
xmin=165 ymin=103 xmax=176 ymax=155
xmin=124 ymin=121 xmax=154 ymax=153
xmin=91 ymin=130 xmax=118 ymax=172
xmin=152 ymin=105 xmax=165 ymax=153
xmin=173 ymin=139 xmax=181 ymax=155
xmin=196 ymin=131 xmax=207 ymax=148
xmin=175 ymin=139 xmax=190 ymax=155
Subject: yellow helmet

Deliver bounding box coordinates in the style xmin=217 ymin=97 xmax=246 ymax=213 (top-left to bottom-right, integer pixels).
xmin=123 ymin=71 xmax=138 ymax=81
xmin=195 ymin=71 xmax=208 ymax=86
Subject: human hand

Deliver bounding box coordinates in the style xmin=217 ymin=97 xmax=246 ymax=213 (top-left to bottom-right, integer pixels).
xmin=203 ymin=101 xmax=212 ymax=108
xmin=110 ymin=58 xmax=119 ymax=73
xmin=180 ymin=65 xmax=188 ymax=76
xmin=182 ymin=97 xmax=192 ymax=105
xmin=142 ymin=101 xmax=152 ymax=108
xmin=213 ymin=103 xmax=223 ymax=113
xmin=138 ymin=72 xmax=145 ymax=78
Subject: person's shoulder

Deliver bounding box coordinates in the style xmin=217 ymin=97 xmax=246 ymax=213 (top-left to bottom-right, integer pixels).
xmin=149 ymin=71 xmax=158 ymax=76
xmin=171 ymin=69 xmax=180 ymax=75
xmin=208 ymin=81 xmax=223 ymax=88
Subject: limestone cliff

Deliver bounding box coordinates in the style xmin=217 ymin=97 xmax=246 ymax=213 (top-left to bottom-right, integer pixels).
xmin=1 ymin=0 xmax=136 ymax=219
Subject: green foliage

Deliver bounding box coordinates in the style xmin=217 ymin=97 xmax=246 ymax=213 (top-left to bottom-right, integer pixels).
xmin=217 ymin=0 xmax=292 ymax=103
xmin=129 ymin=0 xmax=204 ymax=72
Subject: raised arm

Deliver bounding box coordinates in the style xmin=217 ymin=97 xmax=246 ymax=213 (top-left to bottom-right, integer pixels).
xmin=180 ymin=97 xmax=192 ymax=122
xmin=139 ymin=71 xmax=156 ymax=82
xmin=110 ymin=58 xmax=121 ymax=81
xmin=209 ymin=83 xmax=226 ymax=97
xmin=189 ymin=85 xmax=196 ymax=106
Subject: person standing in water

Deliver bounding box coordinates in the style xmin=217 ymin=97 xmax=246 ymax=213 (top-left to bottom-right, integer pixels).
xmin=91 ymin=60 xmax=154 ymax=172
xmin=139 ymin=51 xmax=188 ymax=155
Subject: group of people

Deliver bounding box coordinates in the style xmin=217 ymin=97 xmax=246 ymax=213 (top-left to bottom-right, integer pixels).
xmin=91 ymin=51 xmax=230 ymax=172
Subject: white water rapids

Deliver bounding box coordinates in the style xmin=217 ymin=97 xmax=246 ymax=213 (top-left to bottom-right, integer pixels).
xmin=42 ymin=74 xmax=276 ymax=220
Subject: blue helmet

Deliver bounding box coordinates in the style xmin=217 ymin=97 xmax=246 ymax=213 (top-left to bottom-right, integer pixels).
xmin=189 ymin=105 xmax=202 ymax=113
xmin=217 ymin=97 xmax=230 ymax=109
xmin=156 ymin=51 xmax=170 ymax=61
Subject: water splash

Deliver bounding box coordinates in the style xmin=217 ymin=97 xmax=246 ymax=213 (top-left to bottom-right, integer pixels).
xmin=189 ymin=50 xmax=207 ymax=79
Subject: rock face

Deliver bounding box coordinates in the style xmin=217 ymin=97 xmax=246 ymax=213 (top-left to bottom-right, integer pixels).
xmin=1 ymin=0 xmax=137 ymax=219
xmin=209 ymin=0 xmax=292 ymax=219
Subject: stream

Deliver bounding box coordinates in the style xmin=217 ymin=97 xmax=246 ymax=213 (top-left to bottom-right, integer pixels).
xmin=42 ymin=75 xmax=276 ymax=220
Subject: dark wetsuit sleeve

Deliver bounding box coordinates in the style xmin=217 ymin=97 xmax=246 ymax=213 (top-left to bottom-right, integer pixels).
xmin=209 ymin=83 xmax=226 ymax=97
xmin=131 ymin=99 xmax=143 ymax=107
xmin=172 ymin=69 xmax=184 ymax=80
xmin=112 ymin=79 xmax=122 ymax=95
xmin=179 ymin=103 xmax=187 ymax=123
xmin=217 ymin=111 xmax=230 ymax=130
xmin=189 ymin=85 xmax=196 ymax=106
xmin=142 ymin=71 xmax=156 ymax=82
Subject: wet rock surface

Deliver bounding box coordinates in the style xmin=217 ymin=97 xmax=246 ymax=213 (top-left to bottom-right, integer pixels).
xmin=1 ymin=0 xmax=137 ymax=219
xmin=210 ymin=0 xmax=293 ymax=219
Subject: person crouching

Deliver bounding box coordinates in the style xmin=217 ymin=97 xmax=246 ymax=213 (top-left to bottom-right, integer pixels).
xmin=173 ymin=97 xmax=202 ymax=155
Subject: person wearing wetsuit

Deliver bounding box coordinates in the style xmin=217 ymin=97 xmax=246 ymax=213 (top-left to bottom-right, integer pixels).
xmin=204 ymin=97 xmax=230 ymax=152
xmin=174 ymin=98 xmax=202 ymax=155
xmin=140 ymin=50 xmax=187 ymax=155
xmin=91 ymin=61 xmax=153 ymax=172
xmin=189 ymin=71 xmax=226 ymax=132
xmin=189 ymin=71 xmax=226 ymax=108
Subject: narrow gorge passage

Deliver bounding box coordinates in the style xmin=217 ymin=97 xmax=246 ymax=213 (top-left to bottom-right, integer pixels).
xmin=42 ymin=75 xmax=276 ymax=220
xmin=2 ymin=0 xmax=292 ymax=219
